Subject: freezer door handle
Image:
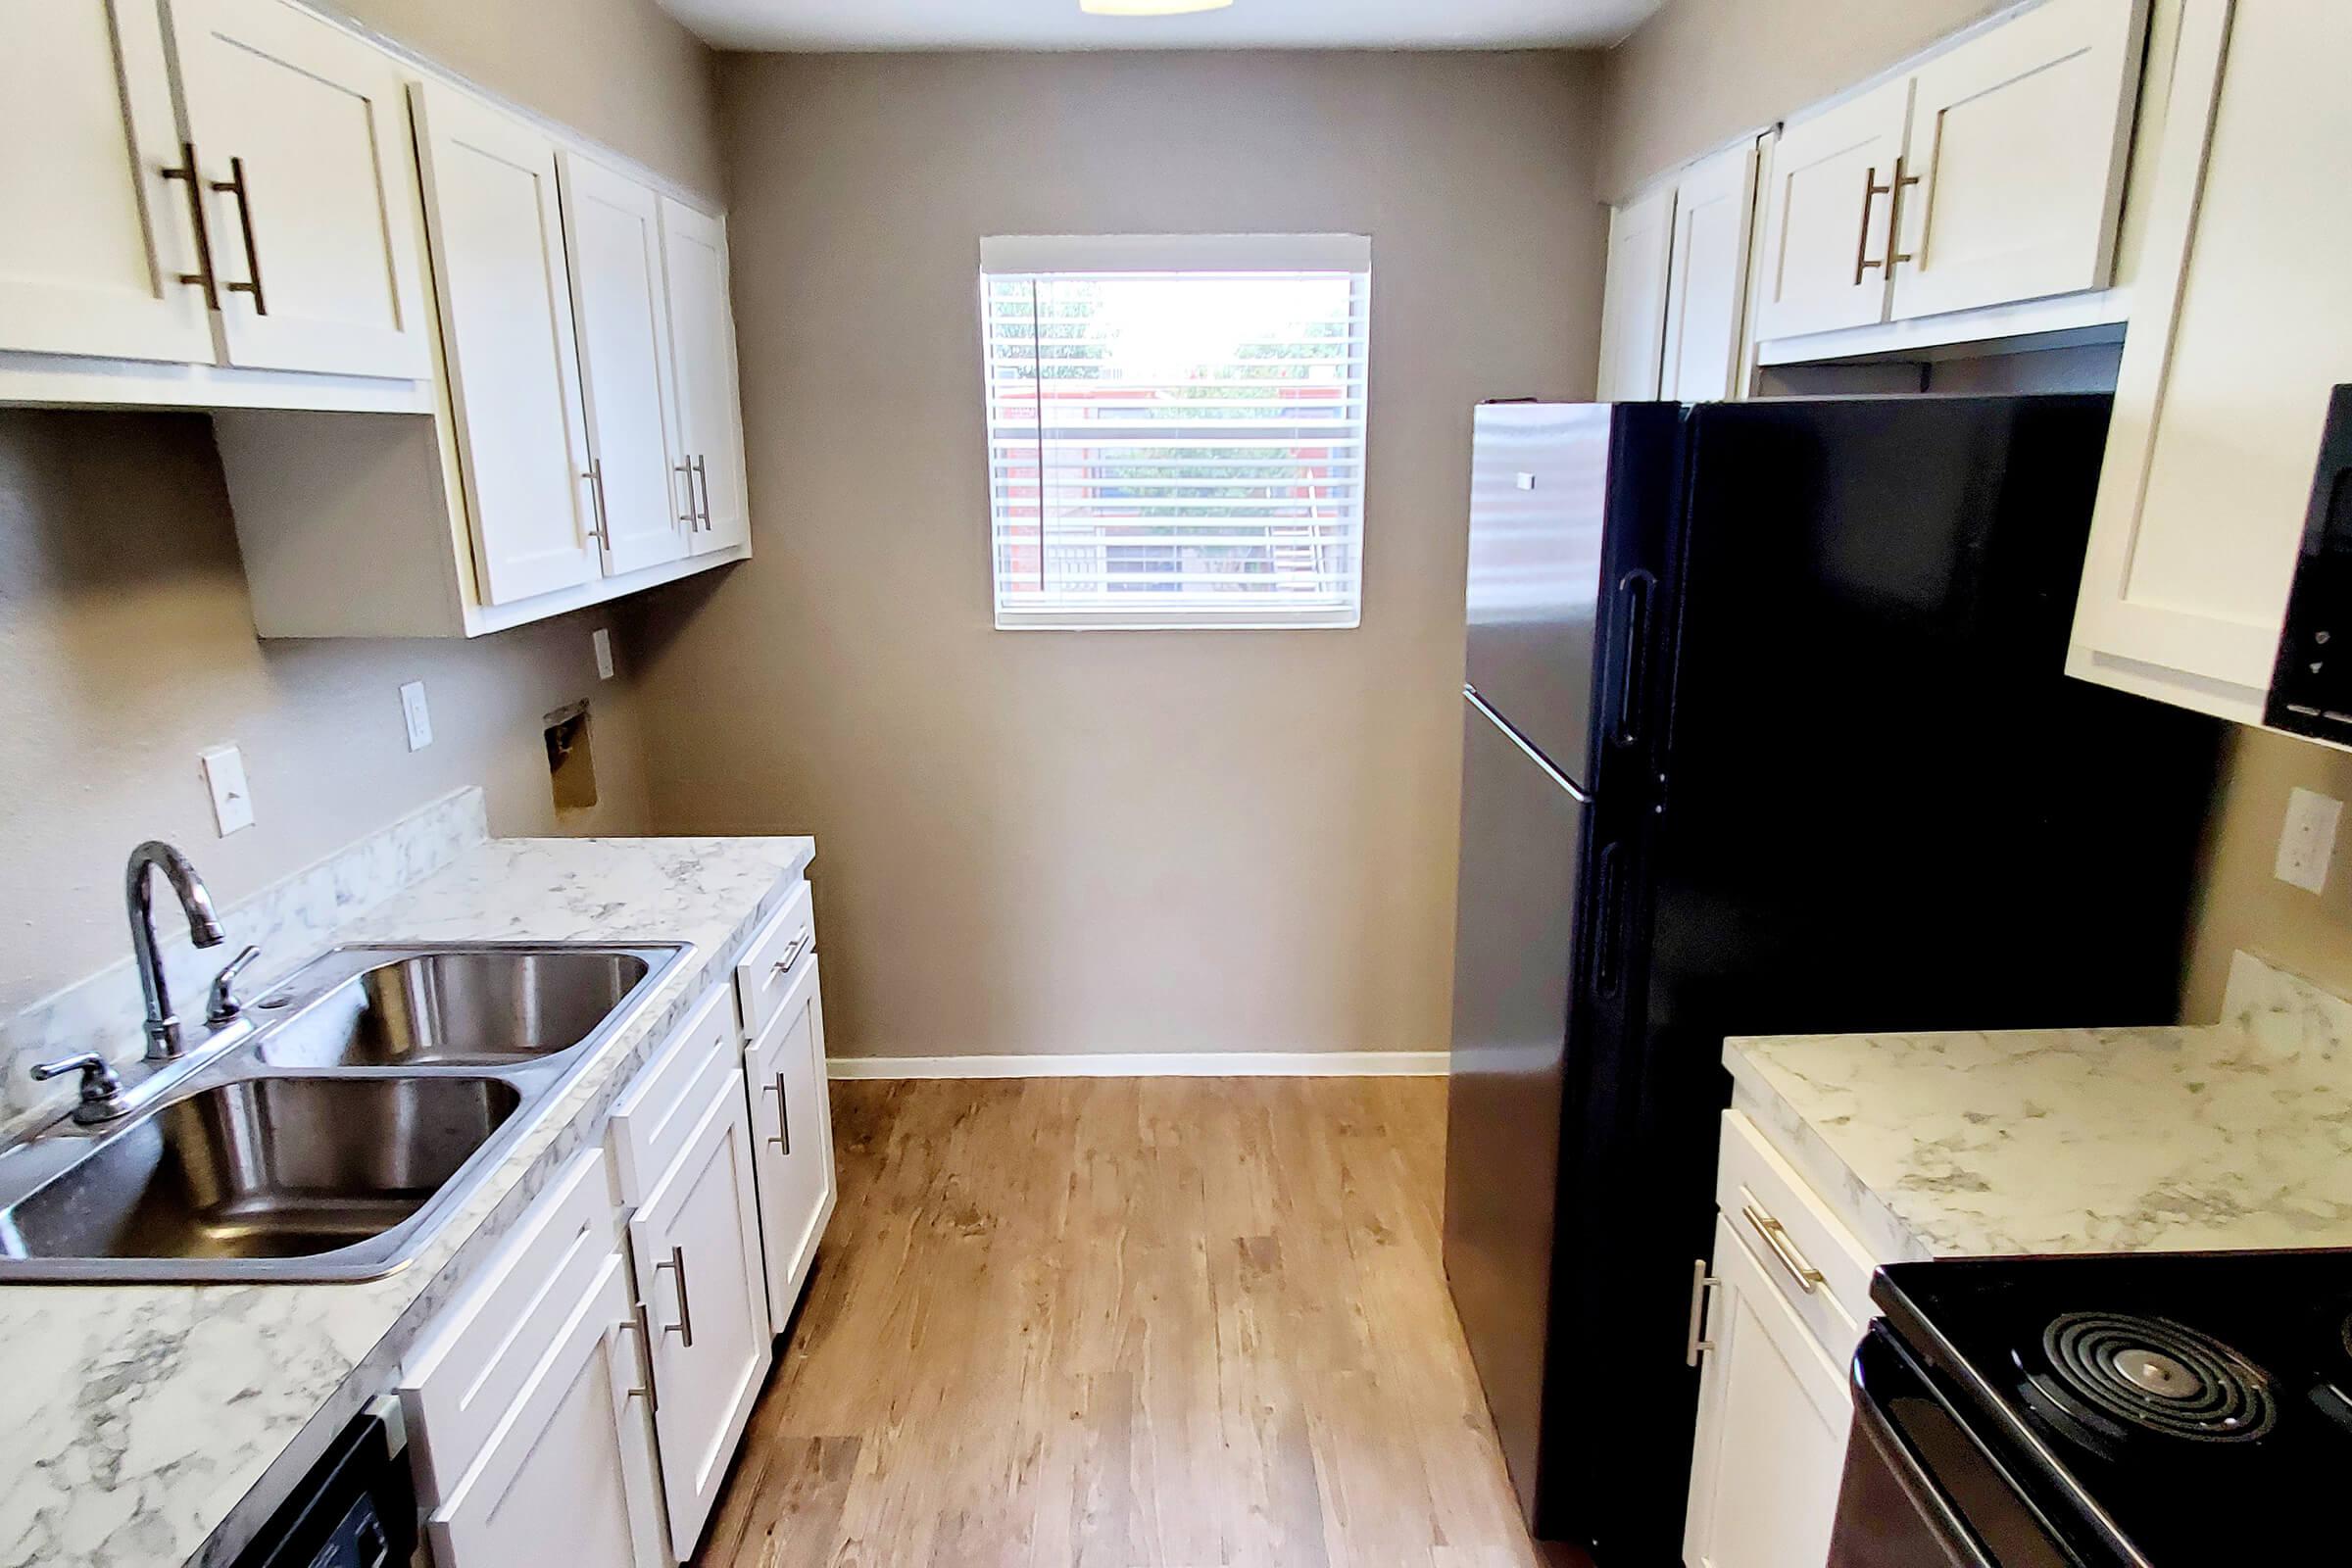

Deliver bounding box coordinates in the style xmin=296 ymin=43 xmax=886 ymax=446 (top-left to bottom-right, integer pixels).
xmin=1593 ymin=840 xmax=1626 ymax=998
xmin=1612 ymin=569 xmax=1656 ymax=749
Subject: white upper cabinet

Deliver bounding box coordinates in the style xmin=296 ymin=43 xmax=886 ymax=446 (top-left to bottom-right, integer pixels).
xmin=1659 ymin=139 xmax=1760 ymax=402
xmin=0 ymin=2 xmax=216 ymax=365
xmin=1889 ymin=0 xmax=2145 ymax=320
xmin=2070 ymin=0 xmax=2351 ymax=724
xmin=162 ymin=0 xmax=433 ymax=379
xmin=1752 ymin=0 xmax=2145 ymax=349
xmin=561 ymin=153 xmax=694 ymax=578
xmin=659 ymin=197 xmax=752 ymax=556
xmin=1594 ymin=183 xmax=1674 ymax=401
xmin=1751 ymin=75 xmax=1911 ymax=342
xmin=409 ymin=80 xmax=602 ymax=607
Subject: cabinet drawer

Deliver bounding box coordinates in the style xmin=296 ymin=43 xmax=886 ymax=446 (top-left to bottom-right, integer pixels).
xmin=608 ymin=983 xmax=736 ymax=1202
xmin=1715 ymin=1110 xmax=1878 ymax=1351
xmin=734 ymin=879 xmax=814 ymax=1040
xmin=399 ymin=1148 xmax=617 ymax=1505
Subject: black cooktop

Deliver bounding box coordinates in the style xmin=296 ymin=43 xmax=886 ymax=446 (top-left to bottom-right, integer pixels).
xmin=1873 ymin=1249 xmax=2352 ymax=1566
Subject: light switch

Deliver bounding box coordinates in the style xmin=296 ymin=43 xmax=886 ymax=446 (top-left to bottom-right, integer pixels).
xmin=592 ymin=627 xmax=615 ymax=681
xmin=2275 ymin=786 xmax=2342 ymax=894
xmin=201 ymin=746 xmax=255 ymax=836
xmin=400 ymin=681 xmax=433 ymax=752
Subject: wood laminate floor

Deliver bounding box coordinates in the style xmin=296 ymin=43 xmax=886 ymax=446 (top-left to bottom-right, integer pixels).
xmin=692 ymin=1077 xmax=1547 ymax=1568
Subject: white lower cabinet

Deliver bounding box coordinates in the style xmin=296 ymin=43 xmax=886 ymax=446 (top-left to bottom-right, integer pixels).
xmin=400 ymin=1150 xmax=668 ymax=1568
xmin=1683 ymin=1214 xmax=1853 ymax=1568
xmin=612 ymin=983 xmax=774 ymax=1558
xmin=744 ymin=953 xmax=836 ymax=1332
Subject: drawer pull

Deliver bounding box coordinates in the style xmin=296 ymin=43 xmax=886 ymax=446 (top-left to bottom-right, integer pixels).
xmin=654 ymin=1245 xmax=695 ymax=1348
xmin=623 ymin=1304 xmax=661 ymax=1409
xmin=770 ymin=933 xmax=809 ymax=979
xmin=1741 ymin=1201 xmax=1825 ymax=1295
xmin=761 ymin=1071 xmax=792 ymax=1155
xmin=1686 ymin=1258 xmax=1721 ymax=1367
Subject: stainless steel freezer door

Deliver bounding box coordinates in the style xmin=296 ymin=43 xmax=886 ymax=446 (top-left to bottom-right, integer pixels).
xmin=1443 ymin=687 xmax=1589 ymax=1528
xmin=1463 ymin=402 xmax=1615 ymax=788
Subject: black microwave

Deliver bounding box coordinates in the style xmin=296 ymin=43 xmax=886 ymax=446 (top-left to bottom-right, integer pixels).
xmin=2265 ymin=383 xmax=2352 ymax=745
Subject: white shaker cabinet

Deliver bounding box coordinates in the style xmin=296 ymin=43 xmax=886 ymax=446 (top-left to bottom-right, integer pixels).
xmin=562 ymin=153 xmax=694 ymax=579
xmin=400 ymin=1151 xmax=668 ymax=1568
xmin=1658 ymin=139 xmax=1761 ymax=402
xmin=0 ymin=1 xmax=215 ymax=364
xmin=659 ymin=197 xmax=753 ymax=556
xmin=1888 ymin=0 xmax=2145 ymax=321
xmin=408 ymin=80 xmax=603 ymax=608
xmin=162 ymin=0 xmax=433 ymax=379
xmin=745 ymin=954 xmax=836 ymax=1332
xmin=2069 ymin=0 xmax=2352 ymax=726
xmin=1594 ymin=184 xmax=1675 ymax=402
xmin=1682 ymin=1214 xmax=1852 ymax=1568
xmin=1750 ymin=75 xmax=1912 ymax=342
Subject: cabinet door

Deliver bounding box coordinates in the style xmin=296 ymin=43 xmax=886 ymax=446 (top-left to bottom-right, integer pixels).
xmin=1659 ymin=141 xmax=1759 ymax=401
xmin=658 ymin=197 xmax=752 ymax=555
xmin=164 ymin=0 xmax=431 ymax=378
xmin=410 ymin=81 xmax=603 ymax=607
xmin=560 ymin=153 xmax=692 ymax=578
xmin=427 ymin=1252 xmax=669 ymax=1568
xmin=1594 ymin=184 xmax=1674 ymax=401
xmin=2069 ymin=0 xmax=2342 ymax=723
xmin=630 ymin=1068 xmax=773 ymax=1554
xmin=1682 ymin=1215 xmax=1854 ymax=1568
xmin=744 ymin=955 xmax=836 ymax=1334
xmin=1889 ymin=0 xmax=2145 ymax=322
xmin=0 ymin=1 xmax=216 ymax=364
xmin=1751 ymin=76 xmax=1911 ymax=341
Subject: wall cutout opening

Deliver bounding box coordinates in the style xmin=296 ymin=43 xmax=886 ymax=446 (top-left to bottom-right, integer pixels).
xmin=545 ymin=701 xmax=598 ymax=814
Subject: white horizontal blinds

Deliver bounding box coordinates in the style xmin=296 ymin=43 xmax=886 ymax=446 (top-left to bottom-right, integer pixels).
xmin=982 ymin=235 xmax=1371 ymax=629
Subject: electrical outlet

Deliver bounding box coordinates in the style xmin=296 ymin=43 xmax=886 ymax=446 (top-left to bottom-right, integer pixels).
xmin=2275 ymin=786 xmax=2342 ymax=894
xmin=592 ymin=627 xmax=615 ymax=681
xmin=201 ymin=746 xmax=255 ymax=836
xmin=400 ymin=681 xmax=433 ymax=752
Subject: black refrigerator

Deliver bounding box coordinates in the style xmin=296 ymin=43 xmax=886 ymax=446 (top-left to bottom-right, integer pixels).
xmin=1443 ymin=395 xmax=2221 ymax=1566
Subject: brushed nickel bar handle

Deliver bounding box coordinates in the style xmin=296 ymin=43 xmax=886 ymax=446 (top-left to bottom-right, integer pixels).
xmin=654 ymin=1245 xmax=695 ymax=1347
xmin=1742 ymin=1201 xmax=1826 ymax=1295
xmin=623 ymin=1303 xmax=661 ymax=1409
xmin=770 ymin=934 xmax=809 ymax=978
xmin=1853 ymin=164 xmax=1894 ymax=285
xmin=762 ymin=1072 xmax=792 ymax=1155
xmin=693 ymin=454 xmax=712 ymax=530
xmin=1686 ymin=1257 xmax=1721 ymax=1367
xmin=1885 ymin=155 xmax=1923 ymax=271
xmin=210 ymin=156 xmax=267 ymax=315
xmin=673 ymin=459 xmax=697 ymax=527
xmin=160 ymin=142 xmax=222 ymax=311
xmin=583 ymin=459 xmax=612 ymax=551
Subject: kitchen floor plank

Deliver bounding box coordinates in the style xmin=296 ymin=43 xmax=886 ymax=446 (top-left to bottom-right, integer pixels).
xmin=690 ymin=1077 xmax=1543 ymax=1568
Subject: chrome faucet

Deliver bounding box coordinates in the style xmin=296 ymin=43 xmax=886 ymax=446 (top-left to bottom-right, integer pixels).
xmin=126 ymin=841 xmax=226 ymax=1058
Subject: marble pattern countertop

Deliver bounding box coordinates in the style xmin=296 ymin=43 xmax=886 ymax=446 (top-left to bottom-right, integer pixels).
xmin=1726 ymin=952 xmax=2352 ymax=1266
xmin=0 ymin=830 xmax=814 ymax=1568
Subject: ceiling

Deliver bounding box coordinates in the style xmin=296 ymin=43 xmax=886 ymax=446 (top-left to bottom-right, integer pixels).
xmin=655 ymin=0 xmax=1666 ymax=53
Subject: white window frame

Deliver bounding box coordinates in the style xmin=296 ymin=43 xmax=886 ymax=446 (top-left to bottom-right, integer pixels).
xmin=978 ymin=233 xmax=1373 ymax=631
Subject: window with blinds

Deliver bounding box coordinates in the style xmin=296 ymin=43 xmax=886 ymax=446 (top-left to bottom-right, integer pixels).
xmin=980 ymin=234 xmax=1372 ymax=630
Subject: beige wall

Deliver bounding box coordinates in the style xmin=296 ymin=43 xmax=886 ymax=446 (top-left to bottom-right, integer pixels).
xmin=2184 ymin=726 xmax=2352 ymax=1020
xmin=630 ymin=50 xmax=1606 ymax=1059
xmin=0 ymin=0 xmax=719 ymax=1015
xmin=1597 ymin=0 xmax=2007 ymax=198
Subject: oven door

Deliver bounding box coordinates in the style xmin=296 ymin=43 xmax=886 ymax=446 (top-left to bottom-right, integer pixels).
xmin=1830 ymin=1323 xmax=2088 ymax=1568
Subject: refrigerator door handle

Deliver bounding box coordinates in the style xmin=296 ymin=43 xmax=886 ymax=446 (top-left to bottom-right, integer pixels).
xmin=1612 ymin=569 xmax=1657 ymax=748
xmin=1592 ymin=841 xmax=1626 ymax=998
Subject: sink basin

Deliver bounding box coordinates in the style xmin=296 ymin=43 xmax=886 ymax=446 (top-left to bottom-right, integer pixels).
xmin=256 ymin=949 xmax=656 ymax=1068
xmin=0 ymin=1076 xmax=519 ymax=1264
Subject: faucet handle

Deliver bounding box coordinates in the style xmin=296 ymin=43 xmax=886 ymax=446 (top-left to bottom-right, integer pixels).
xmin=207 ymin=944 xmax=262 ymax=1025
xmin=30 ymin=1054 xmax=130 ymax=1124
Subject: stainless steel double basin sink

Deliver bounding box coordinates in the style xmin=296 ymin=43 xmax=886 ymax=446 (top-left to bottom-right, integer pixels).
xmin=0 ymin=943 xmax=684 ymax=1284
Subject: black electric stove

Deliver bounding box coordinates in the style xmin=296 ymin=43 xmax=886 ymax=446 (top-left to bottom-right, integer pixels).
xmin=1829 ymin=1250 xmax=2352 ymax=1567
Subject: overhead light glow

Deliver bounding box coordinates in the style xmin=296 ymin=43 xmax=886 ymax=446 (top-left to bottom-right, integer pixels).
xmin=1080 ymin=0 xmax=1235 ymax=15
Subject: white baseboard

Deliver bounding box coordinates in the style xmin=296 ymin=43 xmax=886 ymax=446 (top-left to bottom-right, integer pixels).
xmin=827 ymin=1051 xmax=1449 ymax=1080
